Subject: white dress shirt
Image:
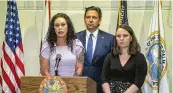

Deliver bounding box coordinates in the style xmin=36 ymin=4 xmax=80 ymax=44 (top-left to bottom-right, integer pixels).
xmin=85 ymin=29 xmax=99 ymax=57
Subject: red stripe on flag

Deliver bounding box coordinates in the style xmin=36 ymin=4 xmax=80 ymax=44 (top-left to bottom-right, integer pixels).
xmin=1 ymin=59 xmax=15 ymax=92
xmin=0 ymin=68 xmax=5 ymax=93
xmin=14 ymin=53 xmax=22 ymax=89
xmin=2 ymin=42 xmax=21 ymax=89
xmin=18 ymin=43 xmax=23 ymax=52
xmin=0 ymin=68 xmax=2 ymax=85
xmin=15 ymin=53 xmax=25 ymax=75
xmin=16 ymin=43 xmax=25 ymax=75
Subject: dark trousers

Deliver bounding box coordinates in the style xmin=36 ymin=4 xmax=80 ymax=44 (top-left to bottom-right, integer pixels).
xmin=97 ymin=82 xmax=103 ymax=93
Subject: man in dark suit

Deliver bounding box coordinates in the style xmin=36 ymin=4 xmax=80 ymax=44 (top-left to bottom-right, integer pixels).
xmin=77 ymin=6 xmax=114 ymax=93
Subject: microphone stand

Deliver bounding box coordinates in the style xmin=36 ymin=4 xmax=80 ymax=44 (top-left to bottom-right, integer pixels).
xmin=55 ymin=58 xmax=59 ymax=76
xmin=55 ymin=70 xmax=58 ymax=76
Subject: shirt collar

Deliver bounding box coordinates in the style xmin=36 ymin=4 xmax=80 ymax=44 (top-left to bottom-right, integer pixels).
xmin=86 ymin=29 xmax=99 ymax=38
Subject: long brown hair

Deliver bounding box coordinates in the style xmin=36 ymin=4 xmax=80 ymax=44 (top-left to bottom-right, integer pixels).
xmin=113 ymin=24 xmax=141 ymax=55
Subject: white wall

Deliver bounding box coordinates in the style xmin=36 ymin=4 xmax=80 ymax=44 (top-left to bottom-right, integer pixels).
xmin=0 ymin=1 xmax=172 ymax=92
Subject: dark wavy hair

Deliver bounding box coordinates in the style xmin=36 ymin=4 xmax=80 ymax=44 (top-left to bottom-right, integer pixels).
xmin=46 ymin=13 xmax=76 ymax=52
xmin=113 ymin=24 xmax=141 ymax=55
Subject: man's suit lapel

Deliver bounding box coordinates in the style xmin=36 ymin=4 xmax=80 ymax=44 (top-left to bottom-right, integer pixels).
xmin=80 ymin=31 xmax=86 ymax=48
xmin=92 ymin=30 xmax=104 ymax=64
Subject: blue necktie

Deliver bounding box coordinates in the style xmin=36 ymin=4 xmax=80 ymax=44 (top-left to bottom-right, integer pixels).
xmin=86 ymin=34 xmax=93 ymax=64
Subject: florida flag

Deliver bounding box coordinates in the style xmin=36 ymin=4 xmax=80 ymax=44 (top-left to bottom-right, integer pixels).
xmin=41 ymin=0 xmax=51 ymax=42
xmin=143 ymin=0 xmax=170 ymax=93
xmin=0 ymin=0 xmax=25 ymax=93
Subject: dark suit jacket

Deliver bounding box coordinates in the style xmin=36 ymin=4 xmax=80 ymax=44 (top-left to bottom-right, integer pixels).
xmin=77 ymin=30 xmax=114 ymax=83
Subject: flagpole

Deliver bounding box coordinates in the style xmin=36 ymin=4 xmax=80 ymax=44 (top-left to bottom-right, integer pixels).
xmin=157 ymin=1 xmax=160 ymax=92
xmin=48 ymin=0 xmax=51 ymax=22
xmin=118 ymin=0 xmax=121 ymax=25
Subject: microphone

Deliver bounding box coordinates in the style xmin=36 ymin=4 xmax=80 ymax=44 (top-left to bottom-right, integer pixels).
xmin=54 ymin=54 xmax=61 ymax=76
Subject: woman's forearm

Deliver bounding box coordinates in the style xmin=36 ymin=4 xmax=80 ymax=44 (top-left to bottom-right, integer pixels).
xmin=40 ymin=70 xmax=50 ymax=76
xmin=75 ymin=63 xmax=83 ymax=76
xmin=102 ymin=83 xmax=111 ymax=93
xmin=40 ymin=56 xmax=51 ymax=76
xmin=124 ymin=84 xmax=139 ymax=93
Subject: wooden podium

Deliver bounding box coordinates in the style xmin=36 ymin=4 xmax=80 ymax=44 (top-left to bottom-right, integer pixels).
xmin=20 ymin=76 xmax=96 ymax=93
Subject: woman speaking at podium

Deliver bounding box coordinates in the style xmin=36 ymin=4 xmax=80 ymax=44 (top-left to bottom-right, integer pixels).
xmin=40 ymin=13 xmax=84 ymax=77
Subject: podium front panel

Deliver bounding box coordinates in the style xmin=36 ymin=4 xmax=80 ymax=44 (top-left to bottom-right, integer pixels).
xmin=20 ymin=76 xmax=96 ymax=93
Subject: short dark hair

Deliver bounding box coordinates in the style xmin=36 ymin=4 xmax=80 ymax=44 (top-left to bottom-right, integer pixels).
xmin=113 ymin=24 xmax=141 ymax=55
xmin=84 ymin=6 xmax=102 ymax=19
xmin=46 ymin=13 xmax=76 ymax=52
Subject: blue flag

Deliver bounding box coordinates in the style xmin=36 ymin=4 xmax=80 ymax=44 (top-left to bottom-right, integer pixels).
xmin=117 ymin=0 xmax=128 ymax=29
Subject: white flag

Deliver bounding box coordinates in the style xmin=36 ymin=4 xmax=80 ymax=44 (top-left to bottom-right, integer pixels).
xmin=143 ymin=0 xmax=170 ymax=93
xmin=42 ymin=0 xmax=51 ymax=42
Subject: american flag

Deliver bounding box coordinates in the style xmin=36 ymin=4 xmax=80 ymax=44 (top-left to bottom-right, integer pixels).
xmin=0 ymin=0 xmax=25 ymax=93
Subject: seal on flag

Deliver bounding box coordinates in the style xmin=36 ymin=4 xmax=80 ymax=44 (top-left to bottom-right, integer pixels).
xmin=145 ymin=31 xmax=167 ymax=89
